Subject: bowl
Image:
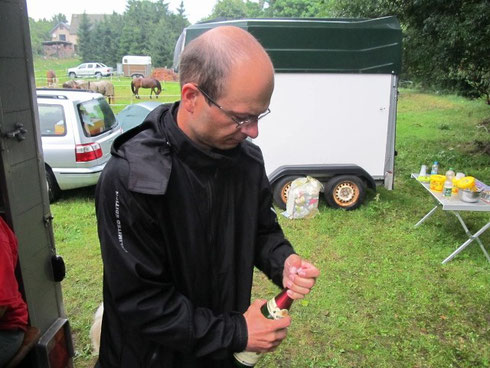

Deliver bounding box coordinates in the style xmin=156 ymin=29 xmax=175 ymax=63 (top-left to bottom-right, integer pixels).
xmin=458 ymin=188 xmax=481 ymax=203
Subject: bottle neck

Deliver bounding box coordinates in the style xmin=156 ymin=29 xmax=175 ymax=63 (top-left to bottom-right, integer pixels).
xmin=275 ymin=288 xmax=294 ymax=310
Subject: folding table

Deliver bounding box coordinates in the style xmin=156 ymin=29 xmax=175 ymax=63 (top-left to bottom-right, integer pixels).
xmin=411 ymin=174 xmax=490 ymax=264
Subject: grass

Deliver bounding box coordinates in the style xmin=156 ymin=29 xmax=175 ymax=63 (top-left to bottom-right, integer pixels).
xmin=40 ymin=57 xmax=490 ymax=367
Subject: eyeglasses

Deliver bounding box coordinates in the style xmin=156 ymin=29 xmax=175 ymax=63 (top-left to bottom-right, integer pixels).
xmin=195 ymin=85 xmax=271 ymax=128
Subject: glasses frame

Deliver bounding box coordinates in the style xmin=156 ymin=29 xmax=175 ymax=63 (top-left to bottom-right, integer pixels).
xmin=195 ymin=85 xmax=271 ymax=128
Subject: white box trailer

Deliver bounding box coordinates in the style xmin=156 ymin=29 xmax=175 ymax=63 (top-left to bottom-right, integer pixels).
xmin=122 ymin=55 xmax=152 ymax=78
xmin=174 ymin=17 xmax=402 ymax=210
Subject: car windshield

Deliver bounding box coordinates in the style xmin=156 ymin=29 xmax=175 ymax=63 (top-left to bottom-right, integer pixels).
xmin=78 ymin=98 xmax=117 ymax=137
xmin=119 ymin=106 xmax=153 ymax=131
xmin=38 ymin=104 xmax=66 ymax=136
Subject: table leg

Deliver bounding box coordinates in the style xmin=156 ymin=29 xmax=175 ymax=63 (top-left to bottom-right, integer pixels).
xmin=414 ymin=205 xmax=439 ymax=228
xmin=442 ymin=216 xmax=490 ymax=264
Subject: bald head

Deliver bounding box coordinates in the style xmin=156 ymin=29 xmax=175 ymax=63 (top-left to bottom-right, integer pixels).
xmin=179 ymin=26 xmax=274 ymax=99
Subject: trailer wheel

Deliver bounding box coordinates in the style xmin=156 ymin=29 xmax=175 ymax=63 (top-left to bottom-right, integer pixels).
xmin=324 ymin=175 xmax=365 ymax=210
xmin=273 ymin=176 xmax=300 ymax=210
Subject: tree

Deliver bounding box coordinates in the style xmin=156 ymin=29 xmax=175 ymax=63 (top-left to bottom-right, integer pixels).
xmin=331 ymin=0 xmax=490 ymax=103
xmin=208 ymin=0 xmax=249 ymax=20
xmin=77 ymin=13 xmax=94 ymax=61
xmin=51 ymin=13 xmax=67 ymax=24
xmin=28 ymin=18 xmax=53 ymax=55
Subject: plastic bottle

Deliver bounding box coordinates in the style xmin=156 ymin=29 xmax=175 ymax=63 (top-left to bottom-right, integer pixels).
xmin=233 ymin=289 xmax=294 ymax=367
xmin=430 ymin=161 xmax=439 ymax=175
xmin=443 ymin=177 xmax=453 ymax=197
xmin=445 ymin=168 xmax=455 ymax=181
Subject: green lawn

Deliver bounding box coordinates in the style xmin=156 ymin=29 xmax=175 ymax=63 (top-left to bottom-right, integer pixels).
xmin=42 ymin=55 xmax=490 ymax=367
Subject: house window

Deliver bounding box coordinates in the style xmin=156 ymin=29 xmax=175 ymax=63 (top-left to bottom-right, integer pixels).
xmin=60 ymin=34 xmax=66 ymax=41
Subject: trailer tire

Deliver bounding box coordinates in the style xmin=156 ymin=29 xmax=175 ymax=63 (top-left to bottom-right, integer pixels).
xmin=272 ymin=175 xmax=300 ymax=210
xmin=46 ymin=168 xmax=61 ymax=203
xmin=324 ymin=175 xmax=365 ymax=210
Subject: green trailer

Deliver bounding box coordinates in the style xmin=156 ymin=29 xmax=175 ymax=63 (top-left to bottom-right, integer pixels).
xmin=173 ymin=17 xmax=402 ymax=210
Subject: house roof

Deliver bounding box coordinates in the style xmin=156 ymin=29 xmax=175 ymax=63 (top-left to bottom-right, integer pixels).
xmin=69 ymin=14 xmax=109 ymax=35
xmin=49 ymin=22 xmax=70 ymax=34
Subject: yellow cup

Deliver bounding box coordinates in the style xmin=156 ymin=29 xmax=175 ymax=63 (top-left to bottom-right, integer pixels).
xmin=430 ymin=175 xmax=446 ymax=192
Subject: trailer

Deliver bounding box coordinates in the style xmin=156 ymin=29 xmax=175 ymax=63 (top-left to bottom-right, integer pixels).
xmin=0 ymin=0 xmax=74 ymax=366
xmin=174 ymin=17 xmax=402 ymax=210
xmin=122 ymin=55 xmax=152 ymax=78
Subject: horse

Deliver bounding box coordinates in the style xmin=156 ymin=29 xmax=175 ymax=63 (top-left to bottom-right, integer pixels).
xmin=62 ymin=80 xmax=81 ymax=89
xmin=61 ymin=80 xmax=115 ymax=104
xmin=86 ymin=80 xmax=115 ymax=104
xmin=131 ymin=77 xmax=162 ymax=99
xmin=46 ymin=70 xmax=57 ymax=88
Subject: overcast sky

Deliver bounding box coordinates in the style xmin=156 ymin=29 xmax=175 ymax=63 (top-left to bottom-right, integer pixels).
xmin=25 ymin=0 xmax=218 ymax=25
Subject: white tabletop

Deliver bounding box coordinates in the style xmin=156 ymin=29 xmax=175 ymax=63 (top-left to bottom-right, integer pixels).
xmin=411 ymin=174 xmax=490 ymax=212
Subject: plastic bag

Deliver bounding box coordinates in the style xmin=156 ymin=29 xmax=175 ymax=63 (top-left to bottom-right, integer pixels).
xmin=282 ymin=176 xmax=323 ymax=219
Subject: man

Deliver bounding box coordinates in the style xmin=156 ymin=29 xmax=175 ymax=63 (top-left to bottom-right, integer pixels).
xmin=95 ymin=26 xmax=319 ymax=368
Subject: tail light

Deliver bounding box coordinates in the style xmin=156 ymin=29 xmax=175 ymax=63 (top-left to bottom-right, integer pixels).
xmin=75 ymin=143 xmax=102 ymax=162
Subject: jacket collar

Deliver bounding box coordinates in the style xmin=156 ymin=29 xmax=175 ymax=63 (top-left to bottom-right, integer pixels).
xmin=164 ymin=102 xmax=242 ymax=170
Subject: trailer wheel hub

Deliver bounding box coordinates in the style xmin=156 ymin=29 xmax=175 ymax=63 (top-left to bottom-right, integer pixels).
xmin=334 ymin=182 xmax=359 ymax=205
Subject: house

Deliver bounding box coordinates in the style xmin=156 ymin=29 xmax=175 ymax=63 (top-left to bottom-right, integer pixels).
xmin=42 ymin=15 xmax=108 ymax=58
xmin=69 ymin=14 xmax=108 ymax=48
xmin=42 ymin=22 xmax=75 ymax=58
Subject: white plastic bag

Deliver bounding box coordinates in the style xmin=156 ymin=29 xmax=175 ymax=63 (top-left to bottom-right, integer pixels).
xmin=282 ymin=176 xmax=323 ymax=219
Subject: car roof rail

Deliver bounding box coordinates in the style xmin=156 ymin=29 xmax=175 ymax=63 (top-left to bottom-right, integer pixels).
xmin=36 ymin=94 xmax=69 ymax=99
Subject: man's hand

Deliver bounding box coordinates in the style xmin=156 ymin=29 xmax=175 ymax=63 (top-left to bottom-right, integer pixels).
xmin=282 ymin=254 xmax=320 ymax=300
xmin=243 ymin=299 xmax=291 ymax=352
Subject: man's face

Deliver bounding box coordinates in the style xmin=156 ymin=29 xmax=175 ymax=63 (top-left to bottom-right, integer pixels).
xmin=188 ymin=58 xmax=274 ymax=150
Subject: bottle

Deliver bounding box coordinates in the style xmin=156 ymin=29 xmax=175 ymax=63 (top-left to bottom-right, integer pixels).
xmin=443 ymin=177 xmax=453 ymax=197
xmin=233 ymin=289 xmax=294 ymax=367
xmin=430 ymin=161 xmax=439 ymax=175
xmin=445 ymin=168 xmax=456 ymax=196
xmin=445 ymin=168 xmax=455 ymax=181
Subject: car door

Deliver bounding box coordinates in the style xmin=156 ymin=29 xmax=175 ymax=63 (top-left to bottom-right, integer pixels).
xmin=77 ymin=63 xmax=87 ymax=77
xmin=86 ymin=63 xmax=95 ymax=77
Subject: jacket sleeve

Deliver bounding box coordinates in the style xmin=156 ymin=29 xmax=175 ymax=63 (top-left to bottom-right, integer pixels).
xmin=95 ymin=157 xmax=248 ymax=358
xmin=253 ymin=165 xmax=296 ymax=288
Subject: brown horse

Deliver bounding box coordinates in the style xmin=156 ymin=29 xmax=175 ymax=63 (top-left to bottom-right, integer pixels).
xmin=62 ymin=80 xmax=81 ymax=89
xmin=46 ymin=70 xmax=57 ymax=88
xmin=131 ymin=77 xmax=162 ymax=99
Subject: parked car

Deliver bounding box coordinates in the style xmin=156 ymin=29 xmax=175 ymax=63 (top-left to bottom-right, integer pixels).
xmin=116 ymin=101 xmax=162 ymax=132
xmin=67 ymin=62 xmax=113 ymax=79
xmin=36 ymin=88 xmax=122 ymax=202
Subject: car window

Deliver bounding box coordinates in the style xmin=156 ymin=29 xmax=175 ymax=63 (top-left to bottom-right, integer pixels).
xmin=78 ymin=98 xmax=117 ymax=137
xmin=79 ymin=64 xmax=86 ymax=69
xmin=88 ymin=64 xmax=94 ymax=69
xmin=38 ymin=104 xmax=67 ymax=136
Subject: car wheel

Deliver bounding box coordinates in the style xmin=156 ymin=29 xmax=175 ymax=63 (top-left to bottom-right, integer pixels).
xmin=272 ymin=175 xmax=300 ymax=210
xmin=95 ymin=72 xmax=102 ymax=79
xmin=46 ymin=168 xmax=61 ymax=203
xmin=69 ymin=72 xmax=76 ymax=79
xmin=324 ymin=175 xmax=366 ymax=210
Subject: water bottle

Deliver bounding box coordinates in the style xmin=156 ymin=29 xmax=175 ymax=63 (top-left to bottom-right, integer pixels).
xmin=445 ymin=168 xmax=455 ymax=181
xmin=430 ymin=161 xmax=439 ymax=175
xmin=443 ymin=177 xmax=453 ymax=197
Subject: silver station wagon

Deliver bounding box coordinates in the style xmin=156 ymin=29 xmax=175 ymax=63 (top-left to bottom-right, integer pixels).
xmin=36 ymin=89 xmax=121 ymax=202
